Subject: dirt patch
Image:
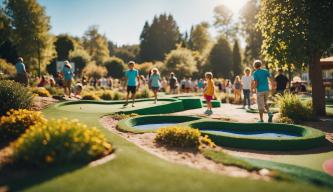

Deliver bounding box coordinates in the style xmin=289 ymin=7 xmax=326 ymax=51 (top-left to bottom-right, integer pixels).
xmin=31 ymin=96 xmax=59 ymax=111
xmin=100 ymin=116 xmax=271 ymax=181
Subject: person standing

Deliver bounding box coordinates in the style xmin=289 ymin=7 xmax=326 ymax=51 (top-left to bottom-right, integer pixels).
xmin=203 ymin=72 xmax=215 ymax=115
xmin=149 ymin=68 xmax=161 ymax=104
xmin=168 ymin=72 xmax=178 ymax=94
xmin=62 ymin=61 xmax=74 ymax=98
xmin=275 ymin=69 xmax=289 ymax=94
xmin=241 ymin=68 xmax=253 ymax=109
xmin=233 ymin=76 xmax=242 ymax=104
xmin=252 ymin=60 xmax=273 ymax=123
xmin=15 ymin=57 xmax=28 ymax=86
xmin=124 ymin=61 xmax=140 ymax=107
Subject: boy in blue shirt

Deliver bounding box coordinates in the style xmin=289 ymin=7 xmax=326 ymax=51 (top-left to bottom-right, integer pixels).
xmin=252 ymin=60 xmax=273 ymax=122
xmin=62 ymin=61 xmax=74 ymax=98
xmin=124 ymin=61 xmax=140 ymax=107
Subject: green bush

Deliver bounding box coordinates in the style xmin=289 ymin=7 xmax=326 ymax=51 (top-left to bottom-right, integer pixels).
xmin=31 ymin=87 xmax=51 ymax=97
xmin=137 ymin=86 xmax=153 ymax=98
xmin=276 ymin=116 xmax=294 ymax=124
xmin=0 ymin=80 xmax=34 ymax=116
xmin=11 ymin=119 xmax=113 ymax=167
xmin=275 ymin=93 xmax=313 ymax=122
xmin=0 ymin=59 xmax=16 ymax=77
xmin=155 ymin=126 xmax=201 ymax=148
xmin=82 ymin=93 xmax=100 ymax=100
xmin=112 ymin=91 xmax=125 ymax=100
xmin=45 ymin=86 xmax=64 ymax=96
xmin=111 ymin=113 xmax=139 ymax=120
xmin=0 ymin=109 xmax=47 ymax=143
xmin=99 ymin=91 xmax=113 ymax=100
xmin=103 ymin=57 xmax=125 ymax=79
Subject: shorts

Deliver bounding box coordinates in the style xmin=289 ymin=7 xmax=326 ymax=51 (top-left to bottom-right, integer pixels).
xmin=257 ymin=91 xmax=269 ymax=111
xmin=151 ymin=86 xmax=160 ymax=91
xmin=127 ymin=86 xmax=137 ymax=94
xmin=64 ymin=79 xmax=72 ymax=88
xmin=204 ymin=94 xmax=213 ymax=102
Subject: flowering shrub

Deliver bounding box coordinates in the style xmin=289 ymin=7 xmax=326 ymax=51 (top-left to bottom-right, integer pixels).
xmin=112 ymin=91 xmax=125 ymax=100
xmin=0 ymin=109 xmax=47 ymax=142
xmin=98 ymin=91 xmax=113 ymax=100
xmin=11 ymin=119 xmax=112 ymax=167
xmin=276 ymin=116 xmax=294 ymax=124
xmin=82 ymin=93 xmax=100 ymax=100
xmin=155 ymin=126 xmax=201 ymax=148
xmin=199 ymin=135 xmax=216 ymax=148
xmin=0 ymin=80 xmax=33 ymax=116
xmin=31 ymin=87 xmax=51 ymax=97
xmin=275 ymin=93 xmax=313 ymax=122
xmin=111 ymin=113 xmax=139 ymax=120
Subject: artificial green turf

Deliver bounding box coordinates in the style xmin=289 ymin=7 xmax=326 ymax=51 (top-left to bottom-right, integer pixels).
xmin=0 ymin=103 xmax=331 ymax=192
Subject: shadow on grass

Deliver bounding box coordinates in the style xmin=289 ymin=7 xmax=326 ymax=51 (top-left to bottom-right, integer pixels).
xmin=0 ymin=163 xmax=85 ymax=191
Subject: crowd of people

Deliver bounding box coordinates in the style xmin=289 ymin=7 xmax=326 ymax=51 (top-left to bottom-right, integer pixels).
xmin=13 ymin=57 xmax=307 ymax=122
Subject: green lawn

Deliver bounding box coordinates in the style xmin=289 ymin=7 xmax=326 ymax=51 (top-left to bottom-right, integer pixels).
xmin=0 ymin=103 xmax=332 ymax=192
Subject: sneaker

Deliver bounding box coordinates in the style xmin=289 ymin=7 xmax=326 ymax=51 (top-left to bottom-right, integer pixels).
xmin=204 ymin=110 xmax=209 ymax=114
xmin=123 ymin=103 xmax=128 ymax=107
xmin=268 ymin=112 xmax=273 ymax=123
xmin=207 ymin=110 xmax=213 ymax=116
xmin=257 ymin=120 xmax=264 ymax=123
xmin=132 ymin=104 xmax=135 ymax=107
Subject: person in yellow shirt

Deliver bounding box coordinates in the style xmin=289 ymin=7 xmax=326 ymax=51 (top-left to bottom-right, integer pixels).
xmin=204 ymin=72 xmax=215 ymax=115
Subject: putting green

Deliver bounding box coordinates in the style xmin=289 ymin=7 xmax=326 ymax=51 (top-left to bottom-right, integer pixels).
xmin=59 ymin=100 xmax=172 ymax=113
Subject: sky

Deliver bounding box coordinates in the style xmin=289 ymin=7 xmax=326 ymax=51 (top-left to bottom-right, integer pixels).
xmin=3 ymin=0 xmax=249 ymax=46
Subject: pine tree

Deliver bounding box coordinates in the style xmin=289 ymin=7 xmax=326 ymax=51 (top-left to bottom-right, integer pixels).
xmin=232 ymin=40 xmax=242 ymax=77
xmin=83 ymin=26 xmax=110 ymax=65
xmin=4 ymin=0 xmax=56 ymax=75
xmin=139 ymin=14 xmax=181 ymax=61
xmin=208 ymin=36 xmax=233 ymax=78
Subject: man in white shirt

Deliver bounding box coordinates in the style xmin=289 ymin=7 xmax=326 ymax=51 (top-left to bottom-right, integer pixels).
xmin=241 ymin=67 xmax=253 ymax=109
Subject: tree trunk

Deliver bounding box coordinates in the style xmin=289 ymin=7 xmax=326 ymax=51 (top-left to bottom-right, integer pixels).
xmin=308 ymin=51 xmax=326 ymax=116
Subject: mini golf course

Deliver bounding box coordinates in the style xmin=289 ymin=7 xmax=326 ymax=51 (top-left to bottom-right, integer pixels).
xmin=118 ymin=115 xmax=327 ymax=151
xmin=3 ymin=97 xmax=333 ymax=192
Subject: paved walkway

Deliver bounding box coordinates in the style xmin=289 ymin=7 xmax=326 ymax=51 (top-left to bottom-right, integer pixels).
xmin=174 ymin=103 xmax=271 ymax=123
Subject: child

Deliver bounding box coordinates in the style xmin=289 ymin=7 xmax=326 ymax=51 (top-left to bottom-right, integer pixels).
xmin=252 ymin=60 xmax=273 ymax=122
xmin=241 ymin=67 xmax=253 ymax=109
xmin=62 ymin=61 xmax=74 ymax=98
xmin=149 ymin=68 xmax=161 ymax=104
xmin=204 ymin=72 xmax=215 ymax=115
xmin=233 ymin=76 xmax=242 ymax=103
xmin=124 ymin=61 xmax=140 ymax=107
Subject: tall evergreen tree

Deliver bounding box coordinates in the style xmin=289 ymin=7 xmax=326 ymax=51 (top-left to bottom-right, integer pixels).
xmin=54 ymin=34 xmax=75 ymax=61
xmin=188 ymin=22 xmax=211 ymax=55
xmin=83 ymin=25 xmax=110 ymax=65
xmin=208 ymin=36 xmax=233 ymax=78
xmin=232 ymin=40 xmax=242 ymax=77
xmin=240 ymin=0 xmax=262 ymax=64
xmin=139 ymin=14 xmax=181 ymax=61
xmin=4 ymin=0 xmax=56 ymax=75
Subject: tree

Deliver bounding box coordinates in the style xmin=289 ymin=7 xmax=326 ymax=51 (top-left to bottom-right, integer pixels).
xmin=164 ymin=47 xmax=198 ymax=77
xmin=83 ymin=26 xmax=109 ymax=65
xmin=103 ymin=57 xmax=125 ymax=79
xmin=188 ymin=22 xmax=212 ymax=55
xmin=4 ymin=0 xmax=56 ymax=75
xmin=232 ymin=40 xmax=242 ymax=77
xmin=258 ymin=0 xmax=333 ymax=116
xmin=139 ymin=14 xmax=181 ymax=61
xmin=82 ymin=62 xmax=107 ymax=79
xmin=213 ymin=4 xmax=238 ymax=39
xmin=208 ymin=36 xmax=233 ymax=78
xmin=69 ymin=49 xmax=91 ymax=75
xmin=54 ymin=34 xmax=75 ymax=61
xmin=240 ymin=0 xmax=262 ymax=64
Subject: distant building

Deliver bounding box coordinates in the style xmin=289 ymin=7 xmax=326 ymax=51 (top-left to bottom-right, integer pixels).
xmin=321 ymin=56 xmax=333 ymax=98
